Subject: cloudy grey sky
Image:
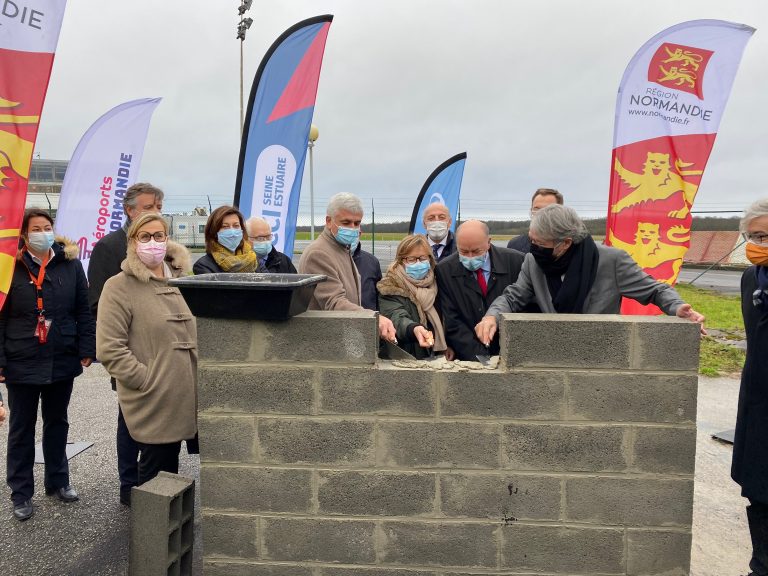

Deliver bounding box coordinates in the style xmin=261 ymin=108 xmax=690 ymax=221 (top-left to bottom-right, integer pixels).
xmin=34 ymin=0 xmax=768 ymax=222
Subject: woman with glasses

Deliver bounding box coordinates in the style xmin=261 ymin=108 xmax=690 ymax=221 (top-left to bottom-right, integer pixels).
xmin=732 ymin=199 xmax=768 ymax=576
xmin=377 ymin=234 xmax=449 ymax=359
xmin=96 ymin=213 xmax=197 ymax=486
xmin=0 ymin=208 xmax=95 ymax=521
xmin=193 ymin=205 xmax=257 ymax=274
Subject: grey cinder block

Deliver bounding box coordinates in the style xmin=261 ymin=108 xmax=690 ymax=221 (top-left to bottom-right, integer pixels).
xmin=198 ymin=415 xmax=257 ymax=463
xmin=499 ymin=314 xmax=633 ymax=369
xmin=200 ymin=466 xmax=311 ymax=513
xmin=565 ymin=477 xmax=694 ymax=527
xmin=262 ymin=518 xmax=376 ymax=563
xmin=258 ymin=418 xmax=375 ymax=465
xmin=197 ymin=317 xmax=253 ymax=362
xmin=378 ymin=422 xmax=499 ymax=469
xmin=441 ymin=370 xmax=565 ymax=419
xmin=631 ymin=426 xmax=698 ymax=475
xmin=130 ymin=472 xmax=195 ymax=576
xmin=319 ymin=366 xmax=436 ymax=416
xmin=502 ymin=424 xmax=628 ymax=472
xmin=198 ymin=365 xmax=314 ymax=415
xmin=500 ymin=524 xmax=624 ymax=572
xmin=379 ymin=521 xmax=497 ymax=568
xmin=202 ymin=562 xmax=312 ymax=576
xmin=567 ymin=372 xmax=698 ymax=423
xmin=318 ymin=471 xmax=435 ymax=516
xmin=631 ymin=316 xmax=701 ymax=371
xmin=627 ymin=529 xmax=692 ymax=575
xmin=440 ymin=473 xmax=561 ymax=521
xmin=201 ymin=512 xmax=257 ymax=559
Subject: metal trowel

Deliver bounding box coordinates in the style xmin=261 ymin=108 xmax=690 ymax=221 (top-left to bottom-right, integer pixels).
xmin=476 ymin=343 xmax=491 ymax=366
xmin=383 ymin=339 xmax=417 ymax=361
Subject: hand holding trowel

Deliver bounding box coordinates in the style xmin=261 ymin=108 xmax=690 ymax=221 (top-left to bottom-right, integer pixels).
xmin=474 ymin=315 xmax=498 ymax=366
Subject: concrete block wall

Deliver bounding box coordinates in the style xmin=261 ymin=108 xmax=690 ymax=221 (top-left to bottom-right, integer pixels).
xmin=197 ymin=311 xmax=699 ymax=576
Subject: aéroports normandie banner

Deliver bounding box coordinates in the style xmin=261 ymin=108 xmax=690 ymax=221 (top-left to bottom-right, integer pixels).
xmin=0 ymin=0 xmax=67 ymax=311
xmin=605 ymin=20 xmax=753 ymax=315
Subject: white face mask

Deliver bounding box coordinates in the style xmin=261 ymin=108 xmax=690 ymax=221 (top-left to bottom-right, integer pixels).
xmin=426 ymin=221 xmax=449 ymax=242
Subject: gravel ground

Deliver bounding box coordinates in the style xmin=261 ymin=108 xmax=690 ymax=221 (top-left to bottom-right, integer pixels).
xmin=0 ymin=368 xmax=753 ymax=575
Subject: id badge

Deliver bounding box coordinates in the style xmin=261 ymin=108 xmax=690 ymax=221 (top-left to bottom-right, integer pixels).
xmin=34 ymin=315 xmax=52 ymax=344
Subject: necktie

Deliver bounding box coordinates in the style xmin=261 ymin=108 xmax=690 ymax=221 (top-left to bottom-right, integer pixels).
xmin=432 ymin=244 xmax=441 ymax=260
xmin=476 ymin=268 xmax=487 ymax=296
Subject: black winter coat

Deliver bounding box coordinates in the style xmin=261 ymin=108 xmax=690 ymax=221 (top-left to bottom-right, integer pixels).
xmin=435 ymin=245 xmax=524 ymax=360
xmin=88 ymin=227 xmax=127 ymax=319
xmin=507 ymin=233 xmax=532 ymax=254
xmin=0 ymin=241 xmax=96 ymax=385
xmin=192 ymin=247 xmax=297 ymax=275
xmin=732 ymin=267 xmax=768 ymax=503
xmin=352 ymin=244 xmax=382 ymax=311
xmin=433 ymin=231 xmax=457 ymax=263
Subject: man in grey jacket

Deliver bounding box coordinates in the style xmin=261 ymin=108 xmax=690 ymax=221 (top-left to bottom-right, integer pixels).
xmin=475 ymin=204 xmax=705 ymax=343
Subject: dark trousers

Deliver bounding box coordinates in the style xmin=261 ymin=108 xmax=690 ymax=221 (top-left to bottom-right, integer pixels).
xmin=136 ymin=441 xmax=181 ymax=486
xmin=116 ymin=403 xmax=140 ymax=495
xmin=6 ymin=380 xmax=73 ymax=505
xmin=748 ymin=498 xmax=768 ymax=575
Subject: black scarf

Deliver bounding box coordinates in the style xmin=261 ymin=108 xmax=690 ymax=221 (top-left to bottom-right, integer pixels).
xmin=541 ymin=236 xmax=599 ymax=313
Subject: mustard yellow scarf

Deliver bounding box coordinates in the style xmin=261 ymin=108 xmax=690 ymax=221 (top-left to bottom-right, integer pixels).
xmin=210 ymin=240 xmax=258 ymax=273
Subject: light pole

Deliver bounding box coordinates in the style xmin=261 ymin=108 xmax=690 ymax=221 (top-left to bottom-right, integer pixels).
xmin=236 ymin=0 xmax=254 ymax=136
xmin=308 ymin=124 xmax=319 ymax=240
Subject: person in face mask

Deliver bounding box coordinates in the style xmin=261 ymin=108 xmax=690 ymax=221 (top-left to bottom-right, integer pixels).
xmin=245 ymin=216 xmax=296 ymax=274
xmin=731 ymin=199 xmax=768 ymax=576
xmin=377 ymin=235 xmax=447 ymax=359
xmin=97 ymin=213 xmax=197 ymax=489
xmin=434 ymin=220 xmax=525 ymax=361
xmin=0 ymin=208 xmax=95 ymax=521
xmin=507 ymin=188 xmax=564 ymax=253
xmin=475 ymin=204 xmax=705 ymax=345
xmin=422 ymin=202 xmax=456 ymax=263
xmin=298 ymin=192 xmax=396 ymax=343
xmin=193 ymin=205 xmax=258 ymax=274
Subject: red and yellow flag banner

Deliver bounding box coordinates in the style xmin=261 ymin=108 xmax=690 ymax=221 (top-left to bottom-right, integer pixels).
xmin=605 ymin=20 xmax=753 ymax=314
xmin=0 ymin=0 xmax=67 ymax=311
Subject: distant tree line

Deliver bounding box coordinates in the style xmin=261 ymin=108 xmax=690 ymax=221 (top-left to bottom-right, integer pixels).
xmin=296 ymin=216 xmax=740 ymax=235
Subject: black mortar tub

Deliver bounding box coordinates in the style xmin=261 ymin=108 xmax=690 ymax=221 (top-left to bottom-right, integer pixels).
xmin=168 ymin=273 xmax=327 ymax=320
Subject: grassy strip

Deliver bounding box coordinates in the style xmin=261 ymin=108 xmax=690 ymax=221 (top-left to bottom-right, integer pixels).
xmin=675 ymin=283 xmax=745 ymax=376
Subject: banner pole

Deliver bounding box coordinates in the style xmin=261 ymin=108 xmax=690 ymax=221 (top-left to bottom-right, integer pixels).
xmin=371 ymin=198 xmax=375 ymax=256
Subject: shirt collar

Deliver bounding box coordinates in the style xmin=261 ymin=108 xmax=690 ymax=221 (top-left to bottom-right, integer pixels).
xmin=481 ymin=251 xmax=491 ymax=274
xmin=29 ymin=248 xmax=55 ymax=265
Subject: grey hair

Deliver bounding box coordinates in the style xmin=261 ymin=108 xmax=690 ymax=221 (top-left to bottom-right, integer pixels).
xmin=740 ymin=199 xmax=768 ymax=232
xmin=245 ymin=216 xmax=270 ymax=230
xmin=326 ymin=192 xmax=364 ymax=218
xmin=124 ymin=182 xmax=164 ymax=210
xmin=530 ymin=204 xmax=589 ymax=244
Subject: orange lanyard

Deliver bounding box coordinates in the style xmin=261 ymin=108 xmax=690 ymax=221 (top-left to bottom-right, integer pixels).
xmin=25 ymin=250 xmax=50 ymax=314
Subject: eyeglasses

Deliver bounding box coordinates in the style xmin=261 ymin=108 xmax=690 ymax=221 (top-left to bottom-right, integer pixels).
xmin=403 ymin=255 xmax=430 ymax=264
xmin=743 ymin=232 xmax=768 ymax=246
xmin=249 ymin=234 xmax=273 ymax=242
xmin=136 ymin=231 xmax=167 ymax=243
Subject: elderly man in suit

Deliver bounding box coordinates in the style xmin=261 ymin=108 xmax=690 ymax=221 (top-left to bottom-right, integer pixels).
xmin=435 ymin=220 xmax=524 ymax=361
xmin=475 ymin=204 xmax=705 ymax=344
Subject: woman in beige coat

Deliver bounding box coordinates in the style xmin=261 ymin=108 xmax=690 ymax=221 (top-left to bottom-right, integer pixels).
xmin=96 ymin=213 xmax=197 ymax=485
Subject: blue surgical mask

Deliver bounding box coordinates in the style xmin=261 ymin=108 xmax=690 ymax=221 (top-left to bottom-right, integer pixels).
xmin=217 ymin=228 xmax=243 ymax=252
xmin=335 ymin=226 xmax=359 ymax=247
xmin=252 ymin=240 xmax=272 ymax=257
xmin=459 ymin=254 xmax=485 ymax=272
xmin=27 ymin=231 xmax=55 ymax=253
xmin=405 ymin=261 xmax=431 ymax=280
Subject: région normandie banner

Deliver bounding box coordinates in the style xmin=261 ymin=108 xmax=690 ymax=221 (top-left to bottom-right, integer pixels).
xmin=605 ymin=19 xmax=754 ymax=315
xmin=0 ymin=0 xmax=67 ymax=311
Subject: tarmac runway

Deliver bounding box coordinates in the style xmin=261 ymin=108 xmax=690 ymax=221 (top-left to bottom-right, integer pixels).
xmin=0 ymin=368 xmax=752 ymax=575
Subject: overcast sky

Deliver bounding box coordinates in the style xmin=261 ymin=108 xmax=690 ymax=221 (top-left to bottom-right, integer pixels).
xmin=34 ymin=0 xmax=768 ymax=222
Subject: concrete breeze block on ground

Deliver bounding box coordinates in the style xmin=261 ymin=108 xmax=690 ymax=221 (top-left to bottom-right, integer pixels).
xmin=198 ymin=311 xmax=699 ymax=575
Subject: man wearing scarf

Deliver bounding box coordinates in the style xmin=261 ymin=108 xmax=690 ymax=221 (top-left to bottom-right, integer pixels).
xmin=475 ymin=204 xmax=705 ymax=343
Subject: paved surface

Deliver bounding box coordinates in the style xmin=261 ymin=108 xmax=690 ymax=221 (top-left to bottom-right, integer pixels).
xmin=0 ymin=368 xmax=751 ymax=575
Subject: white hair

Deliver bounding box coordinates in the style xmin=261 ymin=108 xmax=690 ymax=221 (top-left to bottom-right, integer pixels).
xmin=740 ymin=199 xmax=768 ymax=232
xmin=530 ymin=204 xmax=589 ymax=243
xmin=245 ymin=216 xmax=270 ymax=231
xmin=326 ymin=192 xmax=363 ymax=218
